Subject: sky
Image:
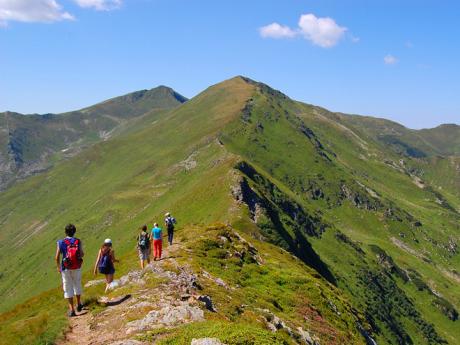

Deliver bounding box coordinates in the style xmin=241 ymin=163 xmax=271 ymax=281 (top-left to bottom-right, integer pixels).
xmin=0 ymin=0 xmax=459 ymax=129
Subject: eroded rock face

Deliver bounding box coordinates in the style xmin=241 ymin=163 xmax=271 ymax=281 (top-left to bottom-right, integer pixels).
xmin=126 ymin=302 xmax=204 ymax=334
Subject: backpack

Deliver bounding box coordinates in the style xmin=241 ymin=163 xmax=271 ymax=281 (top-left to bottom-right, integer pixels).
xmin=98 ymin=251 xmax=112 ymax=270
xmin=165 ymin=217 xmax=176 ymax=230
xmin=138 ymin=232 xmax=150 ymax=250
xmin=62 ymin=238 xmax=82 ymax=270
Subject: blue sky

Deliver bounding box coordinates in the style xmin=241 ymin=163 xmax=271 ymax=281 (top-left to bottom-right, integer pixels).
xmin=0 ymin=0 xmax=459 ymax=129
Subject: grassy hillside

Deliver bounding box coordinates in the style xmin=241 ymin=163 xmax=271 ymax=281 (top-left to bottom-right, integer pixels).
xmin=218 ymin=79 xmax=459 ymax=344
xmin=0 ymin=76 xmax=458 ymax=344
xmin=0 ymin=86 xmax=186 ymax=190
xmin=336 ymin=114 xmax=460 ymax=157
xmin=0 ymin=223 xmax=370 ymax=345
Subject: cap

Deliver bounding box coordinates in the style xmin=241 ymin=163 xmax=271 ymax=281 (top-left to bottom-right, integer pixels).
xmin=165 ymin=212 xmax=170 ymax=217
xmin=104 ymin=238 xmax=112 ymax=244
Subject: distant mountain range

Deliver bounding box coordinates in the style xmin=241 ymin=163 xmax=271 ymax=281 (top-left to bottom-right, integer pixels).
xmin=0 ymin=77 xmax=458 ymax=345
xmin=0 ymin=86 xmax=187 ymax=189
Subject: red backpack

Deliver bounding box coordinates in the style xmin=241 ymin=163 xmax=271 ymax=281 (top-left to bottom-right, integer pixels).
xmin=63 ymin=238 xmax=82 ymax=270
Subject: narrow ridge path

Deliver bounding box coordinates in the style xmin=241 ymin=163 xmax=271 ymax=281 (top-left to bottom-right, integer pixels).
xmin=57 ymin=244 xmax=178 ymax=345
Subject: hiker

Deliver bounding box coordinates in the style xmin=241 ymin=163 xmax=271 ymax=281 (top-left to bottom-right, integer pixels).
xmin=94 ymin=239 xmax=119 ymax=292
xmin=137 ymin=225 xmax=151 ymax=269
xmin=55 ymin=224 xmax=84 ymax=317
xmin=151 ymin=222 xmax=163 ymax=260
xmin=164 ymin=212 xmax=177 ymax=246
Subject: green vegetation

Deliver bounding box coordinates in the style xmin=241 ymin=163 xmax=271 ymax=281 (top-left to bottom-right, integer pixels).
xmin=155 ymin=321 xmax=293 ymax=344
xmin=0 ymin=86 xmax=186 ymax=190
xmin=0 ymin=76 xmax=458 ymax=344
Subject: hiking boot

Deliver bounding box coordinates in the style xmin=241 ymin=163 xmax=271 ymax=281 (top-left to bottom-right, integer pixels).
xmin=77 ymin=304 xmax=83 ymax=312
xmin=68 ymin=310 xmax=77 ymax=317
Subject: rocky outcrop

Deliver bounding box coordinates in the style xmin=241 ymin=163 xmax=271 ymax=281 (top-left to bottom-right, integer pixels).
xmin=432 ymin=297 xmax=459 ymax=321
xmin=339 ymin=184 xmax=382 ymax=211
xmin=126 ymin=302 xmax=204 ymax=334
xmin=257 ymin=308 xmax=320 ymax=345
xmin=335 ymin=231 xmax=365 ymax=255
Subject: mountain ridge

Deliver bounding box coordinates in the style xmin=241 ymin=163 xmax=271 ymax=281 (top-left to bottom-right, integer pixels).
xmin=0 ymin=86 xmax=187 ymax=190
xmin=0 ymin=76 xmax=458 ymax=345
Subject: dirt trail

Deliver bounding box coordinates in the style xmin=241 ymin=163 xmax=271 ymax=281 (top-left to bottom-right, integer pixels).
xmin=57 ymin=244 xmax=188 ymax=345
xmin=57 ymin=310 xmax=94 ymax=345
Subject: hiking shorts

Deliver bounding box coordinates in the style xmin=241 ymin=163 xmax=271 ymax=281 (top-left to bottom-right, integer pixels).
xmin=138 ymin=247 xmax=150 ymax=260
xmin=61 ymin=268 xmax=82 ymax=298
xmin=98 ymin=266 xmax=115 ymax=275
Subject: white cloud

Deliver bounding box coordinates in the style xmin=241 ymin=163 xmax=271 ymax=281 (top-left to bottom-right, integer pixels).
xmin=73 ymin=0 xmax=122 ymax=11
xmin=0 ymin=0 xmax=73 ymax=25
xmin=259 ymin=13 xmax=347 ymax=48
xmin=384 ymin=54 xmax=398 ymax=65
xmin=298 ymin=14 xmax=347 ymax=48
xmin=259 ymin=22 xmax=296 ymax=39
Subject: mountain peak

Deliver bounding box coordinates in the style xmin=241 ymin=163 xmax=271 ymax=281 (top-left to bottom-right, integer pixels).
xmin=97 ymin=85 xmax=187 ymax=108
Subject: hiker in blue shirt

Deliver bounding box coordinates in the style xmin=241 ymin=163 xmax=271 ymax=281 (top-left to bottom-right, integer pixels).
xmin=151 ymin=223 xmax=163 ymax=260
xmin=55 ymin=224 xmax=84 ymax=317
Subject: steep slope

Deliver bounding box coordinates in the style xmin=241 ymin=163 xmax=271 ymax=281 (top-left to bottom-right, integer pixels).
xmin=0 ymin=77 xmax=370 ymax=345
xmin=0 ymin=86 xmax=186 ymax=190
xmin=418 ymin=124 xmax=460 ymax=156
xmin=0 ymin=76 xmax=458 ymax=345
xmin=335 ymin=114 xmax=460 ymax=157
xmin=218 ymin=79 xmax=459 ymax=345
xmin=329 ymin=114 xmax=460 ymax=201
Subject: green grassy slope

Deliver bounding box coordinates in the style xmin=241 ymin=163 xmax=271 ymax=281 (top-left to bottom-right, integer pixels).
xmin=333 ymin=114 xmax=460 ymax=204
xmin=0 ymin=76 xmax=458 ymax=345
xmin=219 ymin=79 xmax=459 ymax=344
xmin=336 ymin=114 xmax=460 ymax=157
xmin=0 ymin=86 xmax=186 ymax=190
xmin=0 ymin=77 xmax=251 ymax=312
xmin=0 ymin=77 xmax=370 ymax=345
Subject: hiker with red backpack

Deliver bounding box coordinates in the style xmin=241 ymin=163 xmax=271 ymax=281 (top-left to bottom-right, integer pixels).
xmin=55 ymin=224 xmax=84 ymax=317
xmin=94 ymin=239 xmax=119 ymax=292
